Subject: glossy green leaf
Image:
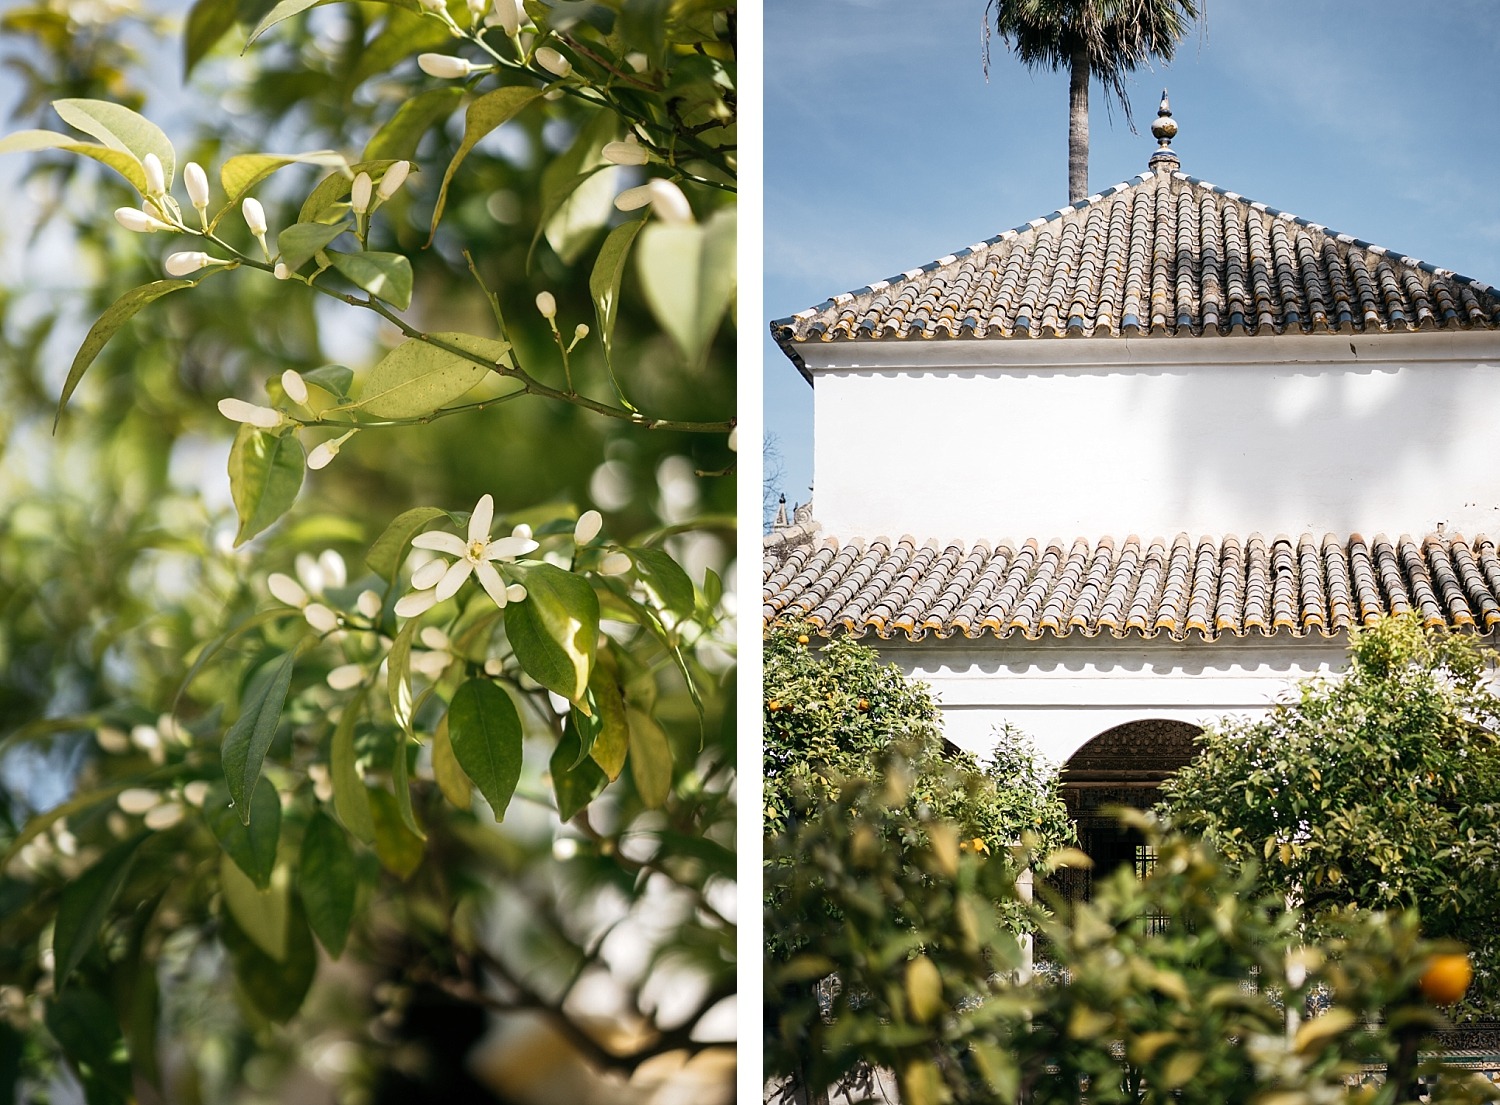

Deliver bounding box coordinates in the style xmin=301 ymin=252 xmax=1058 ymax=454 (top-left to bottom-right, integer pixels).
xmin=431 ymin=714 xmax=472 ymax=808
xmin=45 ymin=989 xmax=131 ymax=1102
xmin=391 ymin=733 xmax=424 ymax=839
xmin=299 ymin=158 xmax=402 ymax=224
xmin=0 ymin=130 xmax=144 ymax=193
xmin=533 ymin=110 xmax=616 ymax=266
xmin=52 ymin=835 xmax=145 ymax=988
xmin=368 ymin=788 xmax=424 ymax=879
xmin=55 ymin=279 xmax=198 ymax=428
xmin=588 ymin=667 xmax=629 ymax=780
xmin=219 ymin=895 xmax=317 ymax=1023
xmin=551 ymin=717 xmax=608 ymax=820
xmin=300 ymin=363 xmax=354 ymax=399
xmin=204 ymin=777 xmax=281 ymax=888
xmin=53 ymin=99 xmax=174 ymax=188
xmin=636 ymin=206 xmax=735 ymax=365
xmin=184 ymin=0 xmax=239 ymax=77
xmin=387 ymin=617 xmax=418 ymax=731
xmin=430 ymin=87 xmax=544 ymax=242
xmin=353 ymin=333 xmax=507 ymax=419
xmin=626 ymin=707 xmax=672 ymax=809
xmin=589 ymin=216 xmax=647 ymax=396
xmin=327 ymin=249 xmax=413 ymax=310
xmin=247 ymin=0 xmax=332 ymax=44
xmin=363 ymin=86 xmax=463 ymax=162
xmin=627 ymin=546 xmax=695 ymax=617
xmin=276 ymin=220 xmax=349 ymax=273
xmin=222 ymin=649 xmax=299 ymax=822
xmin=220 ymin=853 xmax=288 ymax=960
xmin=349 ymin=10 xmax=453 ymax=93
xmin=505 ymin=563 xmax=599 ymax=708
xmin=213 ymin=150 xmax=350 ymax=229
xmin=330 ymin=693 xmax=375 ymax=843
xmin=703 ymin=567 xmax=723 ymax=611
xmin=448 ymin=679 xmax=524 ymax=820
xmin=366 ymin=506 xmax=448 ymax=582
xmin=299 ymin=812 xmax=357 ymax=958
xmin=228 ymin=426 xmax=304 ymax=545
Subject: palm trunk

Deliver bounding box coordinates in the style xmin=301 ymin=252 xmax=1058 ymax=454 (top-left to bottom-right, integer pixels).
xmin=1068 ymin=46 xmax=1089 ymax=203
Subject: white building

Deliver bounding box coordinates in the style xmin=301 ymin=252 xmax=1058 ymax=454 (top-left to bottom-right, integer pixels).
xmin=764 ymin=99 xmax=1500 ymax=867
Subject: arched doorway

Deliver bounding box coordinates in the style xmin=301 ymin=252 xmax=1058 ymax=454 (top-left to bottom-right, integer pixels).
xmin=1056 ymin=719 xmax=1202 ymax=902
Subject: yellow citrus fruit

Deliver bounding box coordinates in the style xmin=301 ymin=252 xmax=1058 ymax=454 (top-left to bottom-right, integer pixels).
xmin=858 ymin=698 xmax=870 ymax=711
xmin=797 ymin=634 xmax=809 ymax=645
xmin=1420 ymin=954 xmax=1473 ymax=1004
xmin=767 ymin=700 xmax=781 ymax=711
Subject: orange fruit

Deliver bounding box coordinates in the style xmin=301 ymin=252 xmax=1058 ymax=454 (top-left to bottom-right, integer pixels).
xmin=1420 ymin=954 xmax=1473 ymax=1004
xmin=767 ymin=700 xmax=781 ymax=712
xmin=858 ymin=699 xmax=870 ymax=711
xmin=797 ymin=634 xmax=809 ymax=645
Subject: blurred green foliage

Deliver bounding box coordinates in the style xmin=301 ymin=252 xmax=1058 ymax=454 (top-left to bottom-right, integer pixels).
xmin=0 ymin=0 xmax=736 ymax=1100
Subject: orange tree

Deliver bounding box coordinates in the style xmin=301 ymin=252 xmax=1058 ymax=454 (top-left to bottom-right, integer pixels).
xmin=0 ymin=1 xmax=735 ymax=1100
xmin=1162 ymin=614 xmax=1500 ymax=1022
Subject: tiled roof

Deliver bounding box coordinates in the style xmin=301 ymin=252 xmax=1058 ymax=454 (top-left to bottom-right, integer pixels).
xmin=762 ymin=532 xmax=1500 ymax=642
xmin=770 ymin=170 xmax=1500 ymax=369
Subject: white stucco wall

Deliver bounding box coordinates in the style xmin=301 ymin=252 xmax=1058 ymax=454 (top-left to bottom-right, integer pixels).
xmin=873 ymin=636 xmax=1350 ymax=766
xmin=804 ymin=332 xmax=1500 ymax=543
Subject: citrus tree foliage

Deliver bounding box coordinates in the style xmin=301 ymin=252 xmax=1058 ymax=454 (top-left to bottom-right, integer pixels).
xmin=769 ymin=799 xmax=1500 ymax=1105
xmin=0 ymin=0 xmax=734 ymax=1099
xmin=1161 ymin=614 xmax=1500 ymax=1021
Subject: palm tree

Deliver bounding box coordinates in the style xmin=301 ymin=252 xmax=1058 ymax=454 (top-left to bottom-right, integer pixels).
xmin=984 ymin=0 xmax=1199 ymax=203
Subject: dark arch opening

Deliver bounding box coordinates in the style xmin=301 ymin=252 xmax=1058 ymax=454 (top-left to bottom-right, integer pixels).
xmin=1056 ymin=719 xmax=1203 ymax=902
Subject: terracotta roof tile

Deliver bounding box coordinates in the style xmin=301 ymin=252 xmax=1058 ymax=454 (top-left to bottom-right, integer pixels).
xmin=771 ymin=172 xmax=1500 ymax=370
xmin=763 ymin=532 xmax=1500 ymax=642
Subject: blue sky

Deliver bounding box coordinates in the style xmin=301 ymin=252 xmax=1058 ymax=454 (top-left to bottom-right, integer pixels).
xmin=763 ymin=0 xmax=1500 ymax=520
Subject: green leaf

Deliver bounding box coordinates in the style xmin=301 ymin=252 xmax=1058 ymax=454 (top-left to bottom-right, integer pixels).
xmin=330 ymin=693 xmax=375 ymax=843
xmin=363 ymin=86 xmax=463 ymax=162
xmin=589 ymin=216 xmax=647 ymax=399
xmin=353 ymin=333 xmax=507 ymax=419
xmin=247 ymin=0 xmax=332 ymax=44
xmin=184 ymin=0 xmax=240 ymax=77
xmin=348 ymin=9 xmax=454 ymax=94
xmin=588 ymin=666 xmax=629 ymax=780
xmin=228 ymin=426 xmax=305 ymax=545
xmin=391 ymin=733 xmax=424 ymax=839
xmin=299 ymin=811 xmax=357 ymax=958
xmin=55 ymin=279 xmax=199 ymax=428
xmin=220 ymin=853 xmax=288 ymax=961
xmin=276 ymin=220 xmax=350 ymax=273
xmin=366 ymin=506 xmax=448 ymax=582
xmin=430 ymin=87 xmax=545 ymax=242
xmin=388 ymin=617 xmax=418 ymax=731
xmin=52 ymin=835 xmax=145 ymax=988
xmin=551 ymin=718 xmax=608 ymax=820
xmin=219 ymin=894 xmax=317 ymax=1023
xmin=505 ymin=563 xmax=599 ymax=707
xmin=533 ymin=110 xmax=617 ymax=266
xmin=0 ymin=130 xmax=145 ymax=193
xmin=205 ymin=777 xmax=281 ymax=888
xmin=598 ymin=578 xmax=704 ymax=722
xmin=213 ymin=150 xmax=351 ymax=229
xmin=222 ymin=649 xmax=299 ymax=822
xmin=626 ymin=707 xmax=672 ymax=809
xmin=368 ymin=788 xmax=424 ymax=879
xmin=703 ymin=567 xmax=722 ymax=611
xmin=299 ymin=158 xmax=403 ymax=224
xmin=326 ymin=250 xmax=413 ymax=310
xmin=636 ymin=206 xmax=735 ymax=365
xmin=53 ymin=99 xmax=175 ymax=189
xmin=430 ymin=715 xmax=472 ymax=808
xmin=627 ymin=546 xmax=695 ymax=617
xmin=448 ymin=679 xmax=524 ymax=820
xmin=300 ymin=363 xmax=355 ymax=398
xmin=45 ymin=989 xmax=131 ymax=1102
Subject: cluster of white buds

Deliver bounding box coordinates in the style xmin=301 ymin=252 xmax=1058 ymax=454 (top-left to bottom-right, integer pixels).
xmin=614 ymin=177 xmax=693 ymax=225
xmin=418 ymin=53 xmax=477 ymax=80
xmin=269 ymin=551 xmax=349 ymax=634
xmin=117 ymin=787 xmax=186 ymax=831
xmin=602 ymin=135 xmax=650 ymax=166
xmin=535 ymin=46 xmax=572 ymax=79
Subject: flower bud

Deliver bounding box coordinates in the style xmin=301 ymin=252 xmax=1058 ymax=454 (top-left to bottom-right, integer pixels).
xmin=484 ymin=657 xmax=503 ymax=676
xmin=144 ymin=802 xmax=185 ymax=831
xmin=182 ymin=780 xmax=211 ymax=808
xmin=96 ymin=727 xmax=130 ymax=754
xmin=307 ymin=430 xmax=353 ymax=470
xmin=184 ymin=161 xmax=210 ymax=210
xmin=571 ymin=323 xmax=590 ymax=344
xmin=419 ymin=0 xmax=446 ymax=11
xmin=505 ymin=583 xmax=527 ymax=603
xmin=600 ymin=551 xmax=632 ymax=576
xmin=728 ymin=426 xmax=738 ymax=452
xmin=165 ymin=251 xmax=224 ymax=277
xmin=466 ymin=0 xmax=486 ymax=19
xmin=142 ymin=152 xmax=165 ymax=196
xmin=377 ymin=161 xmax=411 ymax=201
xmin=535 ymin=46 xmax=571 ymax=78
xmin=274 ymin=262 xmax=291 ymax=280
xmin=574 ymin=509 xmax=602 ymax=545
xmin=645 ymin=178 xmax=692 ymax=225
xmin=269 ymin=570 xmax=308 ymax=606
xmin=418 ymin=53 xmax=474 ymax=79
xmin=490 ymin=0 xmax=523 ymax=34
xmin=304 ymin=603 xmax=339 ymax=633
xmin=115 ymin=207 xmax=170 ymax=233
xmin=217 ymin=398 xmax=284 ymax=429
xmin=535 ymin=290 xmax=556 ymax=319
xmin=118 ymin=788 xmax=162 ymax=815
xmin=281 ymin=369 xmax=308 ymax=404
xmin=602 ymin=137 xmax=649 ymax=166
xmin=350 ymin=172 xmax=373 ymax=216
xmin=327 ymin=663 xmax=365 ymax=690
xmin=242 ymin=196 xmax=268 ymax=236
xmin=356 ymin=589 xmax=383 ymax=619
xmin=394 ymin=590 xmax=439 ymax=619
